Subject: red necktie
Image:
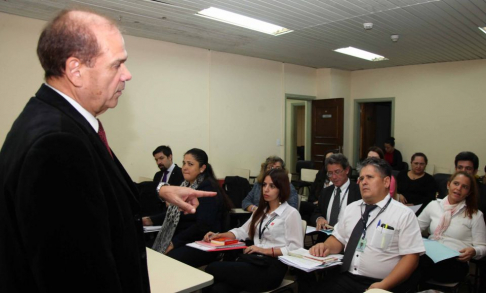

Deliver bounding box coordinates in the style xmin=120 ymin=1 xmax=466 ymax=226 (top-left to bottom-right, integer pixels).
xmin=97 ymin=119 xmax=113 ymax=158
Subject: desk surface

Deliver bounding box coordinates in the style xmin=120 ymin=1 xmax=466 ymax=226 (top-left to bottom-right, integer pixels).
xmin=146 ymin=248 xmax=214 ymax=293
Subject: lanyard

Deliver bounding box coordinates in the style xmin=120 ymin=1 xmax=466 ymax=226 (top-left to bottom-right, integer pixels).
xmin=258 ymin=213 xmax=278 ymax=240
xmin=360 ymin=197 xmax=392 ymax=239
xmin=336 ymin=185 xmax=350 ymax=212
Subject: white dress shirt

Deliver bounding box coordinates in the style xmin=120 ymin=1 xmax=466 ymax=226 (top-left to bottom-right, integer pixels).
xmin=325 ymin=179 xmax=350 ymax=223
xmin=333 ymin=194 xmax=425 ymax=279
xmin=44 ymin=83 xmax=98 ymax=132
xmin=418 ymin=198 xmax=486 ymax=259
xmin=230 ymin=202 xmax=303 ymax=256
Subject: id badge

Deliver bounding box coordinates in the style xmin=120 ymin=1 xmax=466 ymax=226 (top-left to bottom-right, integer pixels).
xmin=357 ymin=237 xmax=367 ymax=252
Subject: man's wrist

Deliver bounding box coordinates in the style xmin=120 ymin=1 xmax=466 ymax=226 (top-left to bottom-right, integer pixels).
xmin=156 ymin=182 xmax=170 ymax=194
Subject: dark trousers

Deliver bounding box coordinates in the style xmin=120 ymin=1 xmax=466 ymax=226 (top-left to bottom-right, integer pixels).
xmin=308 ymin=271 xmax=416 ymax=293
xmin=204 ymin=256 xmax=288 ymax=293
xmin=419 ymin=255 xmax=469 ymax=283
xmin=167 ymin=246 xmax=220 ymax=268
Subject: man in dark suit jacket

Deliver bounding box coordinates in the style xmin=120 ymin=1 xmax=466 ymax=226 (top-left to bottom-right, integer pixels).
xmin=152 ymin=145 xmax=184 ymax=186
xmin=141 ymin=146 xmax=185 ymax=228
xmin=0 ymin=10 xmax=213 ymax=293
xmin=310 ymin=154 xmax=362 ymax=242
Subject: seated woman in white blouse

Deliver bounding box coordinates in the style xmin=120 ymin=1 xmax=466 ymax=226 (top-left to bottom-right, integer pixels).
xmin=418 ymin=171 xmax=486 ymax=283
xmin=203 ymin=169 xmax=303 ymax=293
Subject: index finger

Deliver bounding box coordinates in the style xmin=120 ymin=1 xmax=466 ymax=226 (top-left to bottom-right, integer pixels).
xmin=191 ymin=190 xmax=217 ymax=198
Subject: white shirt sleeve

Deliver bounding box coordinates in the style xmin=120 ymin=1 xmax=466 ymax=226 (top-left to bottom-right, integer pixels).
xmin=280 ymin=209 xmax=304 ymax=255
xmin=472 ymin=211 xmax=486 ymax=259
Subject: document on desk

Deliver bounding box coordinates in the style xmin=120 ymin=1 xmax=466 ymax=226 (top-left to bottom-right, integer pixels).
xmin=306 ymin=226 xmax=333 ymax=235
xmin=407 ymin=204 xmax=422 ymax=214
xmin=423 ymin=238 xmax=460 ymax=263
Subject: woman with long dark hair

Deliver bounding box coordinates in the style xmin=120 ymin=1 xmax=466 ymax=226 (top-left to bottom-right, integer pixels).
xmin=203 ymin=169 xmax=303 ymax=293
xmin=152 ymin=148 xmax=232 ymax=268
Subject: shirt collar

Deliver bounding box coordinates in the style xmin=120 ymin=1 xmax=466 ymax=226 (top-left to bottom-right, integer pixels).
xmin=335 ymin=179 xmax=350 ymax=192
xmin=360 ymin=194 xmax=391 ymax=209
xmin=267 ymin=201 xmax=289 ymax=216
xmin=167 ymin=163 xmax=175 ymax=173
xmin=44 ymin=83 xmax=99 ymax=132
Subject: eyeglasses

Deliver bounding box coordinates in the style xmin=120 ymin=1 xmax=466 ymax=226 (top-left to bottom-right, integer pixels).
xmin=327 ymin=169 xmax=344 ymax=177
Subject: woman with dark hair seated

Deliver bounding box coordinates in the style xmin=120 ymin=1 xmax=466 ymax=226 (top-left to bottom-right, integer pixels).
xmin=367 ymin=146 xmax=397 ymax=199
xmin=151 ymin=148 xmax=233 ymax=268
xmin=418 ymin=171 xmax=486 ymax=283
xmin=203 ymin=169 xmax=303 ymax=293
xmin=396 ymin=153 xmax=437 ymax=209
xmin=384 ymin=137 xmax=403 ymax=171
xmin=241 ymin=156 xmax=298 ymax=211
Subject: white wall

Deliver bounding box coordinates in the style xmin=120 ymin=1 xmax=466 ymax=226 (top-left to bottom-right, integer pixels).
xmin=349 ymin=60 xmax=486 ymax=174
xmin=2 ymin=12 xmax=484 ymax=178
xmin=0 ymin=12 xmax=317 ymax=181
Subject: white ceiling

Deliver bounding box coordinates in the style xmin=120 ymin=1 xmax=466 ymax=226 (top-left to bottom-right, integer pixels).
xmin=2 ymin=0 xmax=486 ymax=70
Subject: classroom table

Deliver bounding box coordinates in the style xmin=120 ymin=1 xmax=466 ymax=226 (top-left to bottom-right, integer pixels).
xmin=146 ymin=247 xmax=214 ymax=293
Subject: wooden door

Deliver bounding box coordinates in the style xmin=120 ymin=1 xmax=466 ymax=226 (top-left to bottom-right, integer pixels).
xmin=359 ymin=103 xmax=377 ymax=159
xmin=311 ymin=98 xmax=344 ymax=171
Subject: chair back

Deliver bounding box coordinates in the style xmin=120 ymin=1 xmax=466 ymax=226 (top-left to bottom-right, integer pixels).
xmin=301 ymin=220 xmax=307 ymax=240
xmin=233 ymin=168 xmax=250 ymax=181
xmin=301 ymin=169 xmax=318 ymax=182
xmin=433 ymin=173 xmax=451 ymax=199
xmin=295 ymin=160 xmax=315 ymax=175
xmin=223 ymin=176 xmax=251 ymax=208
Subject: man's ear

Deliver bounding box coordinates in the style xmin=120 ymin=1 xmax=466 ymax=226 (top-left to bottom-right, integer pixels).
xmin=383 ymin=176 xmax=391 ymax=189
xmin=65 ymin=57 xmax=83 ymax=87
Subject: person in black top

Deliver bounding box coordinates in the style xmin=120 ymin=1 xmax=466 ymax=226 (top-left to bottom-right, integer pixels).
xmin=384 ymin=137 xmax=403 ymax=171
xmin=396 ymin=153 xmax=437 ymax=213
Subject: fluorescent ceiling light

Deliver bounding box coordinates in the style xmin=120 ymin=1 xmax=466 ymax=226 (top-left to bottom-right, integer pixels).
xmin=334 ymin=46 xmax=388 ymax=61
xmin=479 ymin=27 xmax=486 ymax=35
xmin=197 ymin=7 xmax=292 ymax=36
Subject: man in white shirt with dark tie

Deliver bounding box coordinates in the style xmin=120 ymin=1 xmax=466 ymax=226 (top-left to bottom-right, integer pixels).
xmin=309 ymin=157 xmax=424 ymax=293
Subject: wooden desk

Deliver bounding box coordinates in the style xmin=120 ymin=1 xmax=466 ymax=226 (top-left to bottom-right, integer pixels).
xmin=146 ymin=248 xmax=213 ymax=293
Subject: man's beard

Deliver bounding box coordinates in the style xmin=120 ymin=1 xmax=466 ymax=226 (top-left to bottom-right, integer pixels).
xmin=158 ymin=165 xmax=167 ymax=172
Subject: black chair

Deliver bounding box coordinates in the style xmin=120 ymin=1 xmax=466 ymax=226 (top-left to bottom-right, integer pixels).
xmin=433 ymin=173 xmax=451 ymax=199
xmin=223 ymin=176 xmax=251 ymax=208
xmin=291 ymin=160 xmax=315 ymax=194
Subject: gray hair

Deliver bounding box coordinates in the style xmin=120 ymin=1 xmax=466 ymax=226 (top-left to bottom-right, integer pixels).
xmin=325 ymin=153 xmax=350 ymax=170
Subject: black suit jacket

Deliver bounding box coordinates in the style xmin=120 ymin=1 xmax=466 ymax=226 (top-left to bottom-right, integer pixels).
xmin=0 ymin=85 xmax=149 ymax=293
xmin=153 ymin=164 xmax=184 ymax=186
xmin=310 ymin=181 xmax=362 ymax=226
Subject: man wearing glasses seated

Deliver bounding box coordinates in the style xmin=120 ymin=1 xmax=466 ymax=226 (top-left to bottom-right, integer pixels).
xmin=310 ymin=154 xmax=362 ymax=242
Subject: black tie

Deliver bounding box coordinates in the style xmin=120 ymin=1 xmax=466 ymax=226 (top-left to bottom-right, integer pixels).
xmin=329 ymin=187 xmax=341 ymax=226
xmin=340 ymin=204 xmax=378 ymax=272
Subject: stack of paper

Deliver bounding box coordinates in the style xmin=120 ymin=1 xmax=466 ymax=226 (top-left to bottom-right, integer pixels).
xmin=187 ymin=241 xmax=246 ymax=252
xmin=423 ymin=238 xmax=460 ymax=263
xmin=143 ymin=226 xmax=162 ymax=233
xmin=305 ymin=226 xmax=333 ymax=235
xmin=279 ymin=248 xmax=343 ymax=272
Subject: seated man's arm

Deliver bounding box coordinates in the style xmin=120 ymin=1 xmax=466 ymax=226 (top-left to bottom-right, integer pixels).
xmin=369 ymin=253 xmax=419 ymax=290
xmin=309 ymin=235 xmax=344 ymax=257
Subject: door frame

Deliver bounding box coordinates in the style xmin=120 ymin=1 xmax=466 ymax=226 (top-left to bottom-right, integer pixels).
xmin=353 ymin=97 xmax=395 ymax=165
xmin=285 ymin=94 xmax=315 ymax=173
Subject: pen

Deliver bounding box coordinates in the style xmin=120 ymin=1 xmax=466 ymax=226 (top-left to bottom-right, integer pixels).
xmin=377 ymin=219 xmax=381 ymax=227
